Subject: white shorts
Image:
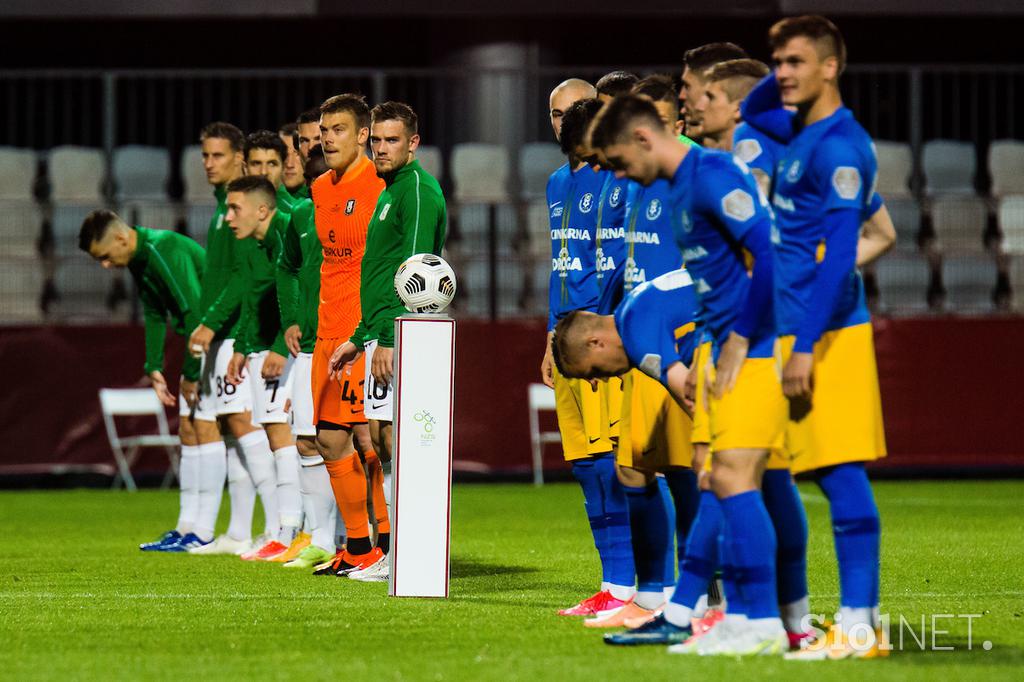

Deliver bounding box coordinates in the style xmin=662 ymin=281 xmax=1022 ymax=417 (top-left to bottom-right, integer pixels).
xmin=364 ymin=339 xmax=394 ymax=422
xmin=198 ymin=338 xmax=252 ymax=417
xmin=289 ymin=352 xmax=316 ymax=437
xmin=247 ymin=350 xmax=294 ymax=425
xmin=179 ymin=387 xmax=216 ymax=421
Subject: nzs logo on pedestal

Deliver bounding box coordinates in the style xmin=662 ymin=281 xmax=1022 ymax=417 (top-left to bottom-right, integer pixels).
xmin=414 ymin=410 xmax=438 ymax=446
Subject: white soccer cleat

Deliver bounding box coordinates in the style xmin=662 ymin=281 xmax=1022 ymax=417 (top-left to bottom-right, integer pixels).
xmin=695 ymin=617 xmax=786 ymax=657
xmin=188 ymin=534 xmax=254 ymax=556
xmin=348 ymin=553 xmax=390 ymax=582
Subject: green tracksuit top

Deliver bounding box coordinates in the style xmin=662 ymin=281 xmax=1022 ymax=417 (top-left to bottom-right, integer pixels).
xmin=198 ymin=184 xmax=245 ymax=338
xmin=235 ymin=210 xmax=292 ymax=358
xmin=127 ymin=226 xmax=206 ymax=382
xmin=351 ymin=159 xmax=447 ymax=349
xmin=287 ymin=183 xmax=311 ymax=201
xmin=276 ymin=197 xmax=321 ymax=354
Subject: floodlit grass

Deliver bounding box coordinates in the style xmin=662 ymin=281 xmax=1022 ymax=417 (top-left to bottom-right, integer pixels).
xmin=1 ymin=481 xmax=1022 ymax=680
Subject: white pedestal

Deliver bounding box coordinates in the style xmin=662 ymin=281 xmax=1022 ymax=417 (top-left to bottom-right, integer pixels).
xmin=389 ymin=314 xmax=456 ymax=598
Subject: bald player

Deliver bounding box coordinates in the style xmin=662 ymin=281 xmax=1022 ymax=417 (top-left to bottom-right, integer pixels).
xmin=549 ymin=78 xmax=598 ymax=141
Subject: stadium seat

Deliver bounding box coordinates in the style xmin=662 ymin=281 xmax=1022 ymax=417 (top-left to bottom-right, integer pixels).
xmin=942 ymin=254 xmax=998 ymax=312
xmin=453 ymin=203 xmax=517 ymax=256
xmin=873 ymin=254 xmax=930 ymax=314
xmin=0 ymin=257 xmax=44 ymax=322
xmin=527 ymin=383 xmax=559 ymax=486
xmin=52 ymin=254 xmax=119 ymax=318
xmin=99 ymin=388 xmax=180 ymax=492
xmin=459 ymin=258 xmax=523 ymax=318
xmin=526 ymin=199 xmax=551 ymax=258
xmin=997 ymin=195 xmax=1024 ymax=254
xmin=185 ymin=203 xmax=218 ymax=246
xmin=451 ymin=143 xmax=510 ymax=203
xmin=1010 ymin=256 xmax=1024 ymax=311
xmin=180 ymin=145 xmax=210 ymax=203
xmin=883 ymin=196 xmax=922 ymax=251
xmin=113 ymin=146 xmax=170 ymax=202
xmin=988 ymin=139 xmax=1024 ymax=198
xmin=519 ymin=142 xmax=563 ymax=200
xmin=123 ymin=202 xmax=180 ymax=232
xmin=930 ymin=196 xmax=988 ymax=253
xmin=874 ymin=141 xmax=914 ymax=198
xmin=922 ymin=140 xmax=976 ymax=195
xmin=0 ymin=202 xmax=43 ymax=258
xmin=0 ymin=147 xmax=38 ymax=201
xmin=416 ymin=145 xmax=444 ymax=183
xmin=51 ymin=203 xmax=100 ymax=257
xmin=48 ymin=146 xmax=106 ymax=201
xmin=525 ymin=258 xmax=551 ymax=317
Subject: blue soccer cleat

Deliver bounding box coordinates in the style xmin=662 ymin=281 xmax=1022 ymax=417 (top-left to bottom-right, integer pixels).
xmin=603 ymin=614 xmax=693 ymax=646
xmin=139 ymin=530 xmax=181 ymax=552
xmin=163 ymin=532 xmax=210 ymax=553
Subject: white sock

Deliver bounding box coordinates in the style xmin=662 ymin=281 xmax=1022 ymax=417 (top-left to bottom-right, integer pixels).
xmin=634 ymin=590 xmax=663 ymax=611
xmin=601 ymin=581 xmax=612 ymax=593
xmin=238 ymin=430 xmax=279 ymax=540
xmin=781 ymin=596 xmax=811 ymax=634
xmin=663 ymin=586 xmax=675 ymax=604
xmin=381 ymin=458 xmax=393 ymax=507
xmin=663 ymin=601 xmax=694 ymax=628
xmin=608 ymin=584 xmax=636 ymax=601
xmin=195 ymin=441 xmax=226 ymax=542
xmin=693 ymin=593 xmax=710 ymax=618
xmin=176 ymin=445 xmax=200 ymax=535
xmin=299 ymin=454 xmax=337 ymax=552
xmin=839 ymin=606 xmax=874 ymax=631
xmin=225 ymin=439 xmax=255 ymax=542
xmin=273 ymin=445 xmax=302 ymax=544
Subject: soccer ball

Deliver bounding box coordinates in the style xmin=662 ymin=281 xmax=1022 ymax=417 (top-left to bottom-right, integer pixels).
xmin=394 ymin=253 xmax=457 ymax=313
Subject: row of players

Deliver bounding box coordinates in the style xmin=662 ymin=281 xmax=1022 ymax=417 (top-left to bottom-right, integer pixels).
xmin=79 ymin=96 xmax=446 ymax=583
xmin=539 ymin=15 xmax=895 ymax=658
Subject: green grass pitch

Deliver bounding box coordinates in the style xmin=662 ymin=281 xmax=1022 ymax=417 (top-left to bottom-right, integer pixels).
xmin=1 ymin=481 xmax=1022 ymax=680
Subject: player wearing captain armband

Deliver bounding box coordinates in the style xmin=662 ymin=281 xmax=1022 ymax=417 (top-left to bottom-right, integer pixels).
xmin=741 ymin=15 xmax=892 ymax=660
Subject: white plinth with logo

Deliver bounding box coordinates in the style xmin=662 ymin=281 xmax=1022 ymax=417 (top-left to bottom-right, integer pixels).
xmin=389 ymin=313 xmax=456 ymax=598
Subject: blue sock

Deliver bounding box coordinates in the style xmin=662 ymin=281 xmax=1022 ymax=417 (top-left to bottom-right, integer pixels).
xmin=657 ymin=477 xmax=677 ymax=586
xmin=720 ymin=490 xmax=779 ymax=620
xmin=670 ymin=490 xmax=722 ymax=609
xmin=595 ymin=455 xmax=635 ymax=589
xmin=571 ymin=458 xmax=611 ymax=585
xmin=663 ymin=468 xmax=700 ymax=570
xmin=816 ymin=462 xmax=881 ymax=609
xmin=762 ymin=469 xmax=809 ymax=606
xmin=625 ymin=480 xmax=672 ymax=598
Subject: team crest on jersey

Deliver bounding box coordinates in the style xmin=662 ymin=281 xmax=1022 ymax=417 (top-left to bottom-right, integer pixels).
xmin=345 ymin=199 xmax=355 ymax=215
xmin=378 ymin=203 xmax=392 ymax=221
xmin=679 ymin=210 xmax=693 ymax=233
xmin=832 ymin=166 xmax=862 ymax=200
xmin=722 ymin=189 xmax=755 ymax=222
xmin=609 ymin=186 xmax=623 ymax=208
xmin=579 ymin=192 xmax=595 ymax=213
xmin=786 ymin=160 xmax=802 ymax=183
xmin=646 ymin=199 xmax=662 ymax=221
xmin=735 ymin=138 xmax=763 ymax=164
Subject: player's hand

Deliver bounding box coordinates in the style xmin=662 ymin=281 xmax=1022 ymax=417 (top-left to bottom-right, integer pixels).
xmin=148 ymin=370 xmax=176 ymax=407
xmin=540 ymin=335 xmax=555 ymax=388
xmin=712 ymin=332 xmax=749 ymax=399
xmin=262 ymin=351 xmax=286 ymax=379
xmin=188 ymin=324 xmax=215 ymax=358
xmin=329 ymin=341 xmax=362 ymax=381
xmin=782 ymin=351 xmax=815 ymax=399
xmin=371 ymin=346 xmax=394 ymax=386
xmin=180 ymin=378 xmax=199 ymax=409
xmin=682 ymin=364 xmax=698 ymax=412
xmin=226 ymin=352 xmax=247 ymax=386
xmin=284 ymin=325 xmax=302 ymax=357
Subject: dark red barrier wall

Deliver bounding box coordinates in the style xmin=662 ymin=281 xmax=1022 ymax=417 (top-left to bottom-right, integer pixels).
xmin=1 ymin=318 xmax=1022 ymax=476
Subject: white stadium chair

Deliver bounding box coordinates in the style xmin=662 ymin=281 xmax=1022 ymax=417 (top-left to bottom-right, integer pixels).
xmin=124 ymin=202 xmax=180 ymax=232
xmin=48 ymin=146 xmax=105 ymax=202
xmin=0 ymin=257 xmax=44 ymax=322
xmin=454 ymin=203 xmax=517 ymax=256
xmin=874 ymin=141 xmax=914 ymax=199
xmin=931 ymin=196 xmax=988 ymax=253
xmin=0 ymin=147 xmax=38 ymax=201
xmin=113 ymin=145 xmax=170 ymax=202
xmin=416 ymin=145 xmax=444 ymax=183
xmin=181 ymin=145 xmax=212 ymax=204
xmin=451 ymin=143 xmax=510 ymax=203
xmin=526 ymin=199 xmax=551 ymax=258
xmin=0 ymin=201 xmax=43 ymax=259
xmin=882 ymin=196 xmax=921 ymax=251
xmin=922 ymin=139 xmax=976 ymax=196
xmin=942 ymin=254 xmax=997 ymax=312
xmin=873 ymin=254 xmax=930 ymax=314
xmin=526 ymin=257 xmax=551 ymax=317
xmin=460 ymin=258 xmax=522 ymax=318
xmin=185 ymin=203 xmax=218 ymax=246
xmin=527 ymin=383 xmax=559 ymax=486
xmin=52 ymin=254 xmax=119 ymax=319
xmin=519 ymin=142 xmax=564 ymax=200
xmin=988 ymin=139 xmax=1024 ymax=198
xmin=51 ymin=203 xmax=101 ymax=257
xmin=997 ymin=195 xmax=1024 ymax=254
xmin=99 ymin=388 xmax=180 ymax=492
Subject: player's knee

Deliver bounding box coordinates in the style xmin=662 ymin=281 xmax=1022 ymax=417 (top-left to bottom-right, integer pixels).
xmin=265 ymin=424 xmax=294 ymax=451
xmin=193 ymin=418 xmax=220 ymax=444
xmin=223 ymin=411 xmax=259 ymax=439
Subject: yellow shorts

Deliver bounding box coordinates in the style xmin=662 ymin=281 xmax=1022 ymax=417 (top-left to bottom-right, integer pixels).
xmin=616 ymin=369 xmax=694 ymax=471
xmin=606 ymin=375 xmax=624 ymax=441
xmin=553 ymin=364 xmax=613 ymax=461
xmin=707 ymin=354 xmax=787 ymax=455
xmin=780 ymin=323 xmax=887 ymax=475
xmin=691 ymin=342 xmax=712 ymax=445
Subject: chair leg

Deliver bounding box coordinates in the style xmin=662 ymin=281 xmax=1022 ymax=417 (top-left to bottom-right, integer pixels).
xmin=111 ymin=444 xmax=137 ymax=492
xmin=160 ymin=446 xmax=180 ymax=491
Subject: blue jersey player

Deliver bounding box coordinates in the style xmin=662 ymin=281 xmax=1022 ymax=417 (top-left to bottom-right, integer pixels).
xmin=589 ymin=94 xmax=788 ymax=656
xmin=742 ymin=15 xmax=890 ymax=660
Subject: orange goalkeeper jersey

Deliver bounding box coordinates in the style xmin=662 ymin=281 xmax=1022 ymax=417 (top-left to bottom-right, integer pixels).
xmin=312 ymin=154 xmax=385 ymax=339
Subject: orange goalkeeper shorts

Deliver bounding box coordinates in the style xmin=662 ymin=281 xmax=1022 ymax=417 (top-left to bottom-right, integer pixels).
xmin=312 ymin=337 xmax=367 ymax=427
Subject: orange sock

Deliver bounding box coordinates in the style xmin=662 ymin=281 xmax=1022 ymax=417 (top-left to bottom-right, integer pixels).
xmin=364 ymin=450 xmax=391 ymax=534
xmin=325 ymin=453 xmax=371 ymax=554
